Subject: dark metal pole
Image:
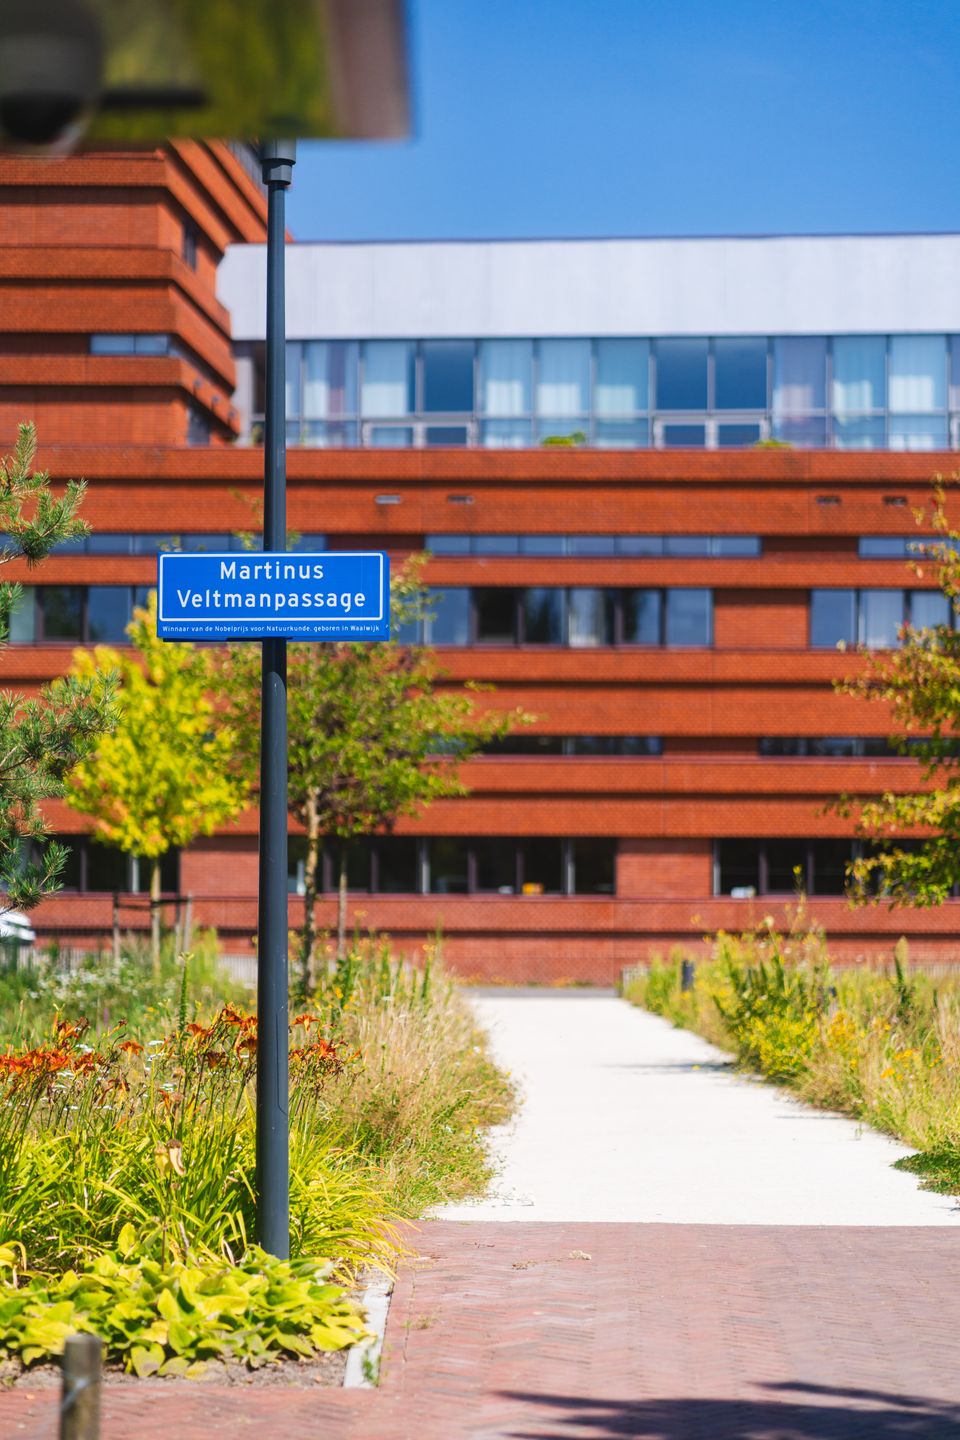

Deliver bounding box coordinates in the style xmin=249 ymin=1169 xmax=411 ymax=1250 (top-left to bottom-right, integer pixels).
xmin=256 ymin=139 xmax=295 ymax=1259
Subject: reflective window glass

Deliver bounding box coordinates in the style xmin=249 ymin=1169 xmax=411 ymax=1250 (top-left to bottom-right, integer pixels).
xmin=888 ymin=416 xmax=948 ymax=450
xmin=520 ymin=535 xmax=566 ymax=555
xmin=368 ymin=425 xmax=414 ymax=447
xmin=595 ymin=339 xmax=649 ymax=415
xmin=86 ymin=843 xmax=128 ymax=893
xmin=524 ymin=588 xmax=565 ymax=644
xmin=41 ymin=587 xmax=82 ymax=641
xmin=285 ymin=342 xmax=301 ymax=417
xmin=426 ymin=535 xmax=470 ymax=555
xmin=567 ymin=536 xmax=616 ymax=556
xmin=429 ymin=837 xmax=469 ymax=894
xmin=425 ymin=426 xmax=469 ymax=446
xmin=664 ymin=537 xmax=710 ymax=557
xmin=950 ymin=335 xmax=960 ymax=413
xmin=475 ymin=589 xmax=519 ymax=644
xmin=910 ymin=590 xmax=951 ymax=631
xmin=772 ymin=337 xmax=827 ymax=412
xmin=86 ymin=534 xmax=130 ymax=555
xmin=377 ymin=837 xmax=420 ymax=894
xmin=87 ymin=587 xmax=132 ymax=643
xmin=475 ymin=838 xmax=517 ymax=893
xmin=568 ymin=588 xmax=614 ymax=647
xmin=520 ymin=838 xmax=564 ymax=894
xmin=717 ymin=423 xmax=762 ymax=447
xmin=623 ymin=589 xmax=661 ymax=644
xmin=303 ymin=341 xmax=357 ymax=418
xmin=655 ymin=339 xmax=708 ymax=410
xmin=422 ymin=340 xmax=474 ymax=412
xmin=361 ymin=341 xmax=415 ymax=416
xmin=772 ymin=416 xmax=827 ymax=447
xmin=8 ymin=587 xmax=34 ymax=644
xmin=859 ymin=537 xmax=909 ymax=558
xmin=714 ymin=338 xmax=767 ymax=409
xmin=43 ymin=836 xmax=81 ymax=890
xmin=479 ymin=340 xmax=532 ymax=416
xmin=888 ymin=335 xmax=945 ymax=413
xmin=859 ymin=589 xmax=904 ymax=648
xmin=90 ymin=334 xmax=135 ymax=355
xmin=810 ymin=590 xmax=856 ymax=648
xmin=831 ymin=336 xmax=886 ymax=413
xmin=536 ymin=340 xmax=590 ymax=417
xmin=714 ymin=536 xmax=761 ymax=556
xmin=665 ymin=589 xmax=712 ymax=647
xmin=474 ymin=535 xmax=519 ymax=555
xmin=572 ymin=838 xmax=616 ymax=894
xmin=661 ymin=423 xmax=706 ymax=447
xmin=135 ymin=334 xmax=169 ymax=356
xmin=833 ymin=417 xmax=886 ymax=449
xmin=481 ymin=420 xmax=532 ymax=447
xmin=813 ymin=840 xmax=852 ymax=896
xmin=716 ymin=839 xmax=761 ymax=895
xmin=427 ymin=587 xmax=470 ymax=645
xmin=618 ymin=536 xmax=664 ymax=556
xmin=766 ymin=840 xmax=808 ymax=893
xmin=594 ymin=420 xmax=650 ymax=447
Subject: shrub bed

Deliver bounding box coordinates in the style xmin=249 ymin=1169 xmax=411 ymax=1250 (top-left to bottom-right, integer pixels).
xmin=0 ymin=938 xmax=511 ymax=1375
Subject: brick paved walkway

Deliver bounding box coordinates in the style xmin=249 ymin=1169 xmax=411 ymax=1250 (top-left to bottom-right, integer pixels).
xmin=4 ymin=1221 xmax=960 ymax=1438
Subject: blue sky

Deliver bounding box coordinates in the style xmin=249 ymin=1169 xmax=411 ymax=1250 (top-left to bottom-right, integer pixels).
xmin=288 ymin=0 xmax=960 ymax=241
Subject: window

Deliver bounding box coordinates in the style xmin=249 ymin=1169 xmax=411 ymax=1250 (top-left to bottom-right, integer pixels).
xmin=474 ymin=838 xmax=517 ymax=894
xmin=665 ymin=589 xmax=712 ymax=647
xmin=536 ymin=340 xmax=590 ymax=418
xmin=810 ymin=589 xmax=948 ymax=648
xmin=361 ymin=341 xmax=415 ymax=417
xmin=714 ymin=337 xmax=767 ymax=410
xmin=571 ymin=840 xmax=614 ymax=895
xmin=524 ymin=588 xmax=565 ymax=644
xmin=567 ymin=588 xmax=613 ymax=647
xmin=888 ymin=335 xmax=945 ymax=413
xmin=595 ymin=339 xmax=649 ymax=416
xmin=187 ymin=406 xmax=211 ymax=446
xmin=520 ymin=838 xmax=564 ymax=895
xmin=715 ymin=839 xmax=856 ymax=896
xmin=422 ymin=341 xmax=474 ymax=412
xmin=427 ymin=587 xmax=470 ymax=646
xmin=182 ymin=220 xmax=199 ymax=269
xmin=889 ymin=416 xmax=948 ymax=450
xmin=655 ymin=339 xmax=708 ymax=410
xmin=303 ymin=341 xmax=358 ymax=418
xmin=622 ymin=589 xmax=661 ymax=644
xmin=9 ymin=587 xmax=144 ymax=645
xmin=661 ymin=423 xmax=706 ymax=447
xmin=479 ymin=340 xmax=532 ymax=416
xmin=37 ymin=837 xmax=178 ymax=894
xmin=429 ymin=837 xmax=470 ymax=894
xmin=759 ymin=737 xmax=907 ymax=758
xmin=475 ymin=589 xmax=520 ymax=644
xmin=858 ymin=537 xmax=915 ymax=558
xmin=91 ymin=334 xmax=172 ymax=356
xmin=474 ymin=535 xmax=519 ymax=555
xmin=772 ymin=337 xmax=826 ymax=414
xmin=831 ymin=337 xmax=886 ymax=414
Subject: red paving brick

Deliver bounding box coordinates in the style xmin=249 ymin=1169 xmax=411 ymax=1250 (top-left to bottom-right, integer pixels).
xmin=3 ymin=1221 xmax=960 ymax=1438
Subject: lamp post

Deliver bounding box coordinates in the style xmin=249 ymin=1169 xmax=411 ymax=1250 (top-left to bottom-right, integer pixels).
xmin=256 ymin=139 xmax=296 ymax=1259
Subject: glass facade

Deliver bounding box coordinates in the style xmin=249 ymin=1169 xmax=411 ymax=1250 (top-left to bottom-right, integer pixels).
xmin=261 ymin=334 xmax=960 ymax=449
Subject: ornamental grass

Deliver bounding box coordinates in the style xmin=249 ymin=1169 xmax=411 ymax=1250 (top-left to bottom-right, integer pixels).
xmin=624 ymin=909 xmax=960 ymax=1195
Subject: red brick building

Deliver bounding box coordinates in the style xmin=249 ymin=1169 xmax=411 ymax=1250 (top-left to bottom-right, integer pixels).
xmin=1 ymin=143 xmax=958 ymax=981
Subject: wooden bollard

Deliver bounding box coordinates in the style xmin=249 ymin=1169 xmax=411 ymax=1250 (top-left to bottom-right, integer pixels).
xmin=60 ymin=1333 xmax=102 ymax=1440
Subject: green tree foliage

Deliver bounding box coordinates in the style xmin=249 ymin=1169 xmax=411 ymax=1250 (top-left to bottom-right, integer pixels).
xmin=66 ymin=595 xmax=250 ymax=966
xmin=841 ymin=477 xmax=960 ymax=904
xmin=223 ymin=560 xmax=529 ymax=989
xmin=0 ymin=424 xmax=115 ymax=909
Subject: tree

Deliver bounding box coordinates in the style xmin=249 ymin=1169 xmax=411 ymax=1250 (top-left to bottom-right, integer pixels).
xmin=223 ymin=561 xmax=529 ymax=993
xmin=0 ymin=423 xmax=116 ymax=909
xmin=840 ymin=476 xmax=960 ymax=905
xmin=66 ymin=594 xmax=250 ymax=968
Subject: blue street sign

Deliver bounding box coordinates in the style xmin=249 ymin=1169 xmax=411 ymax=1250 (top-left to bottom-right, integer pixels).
xmin=156 ymin=551 xmax=390 ymax=641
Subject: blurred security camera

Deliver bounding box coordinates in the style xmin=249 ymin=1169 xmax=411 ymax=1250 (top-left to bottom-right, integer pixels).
xmin=0 ymin=0 xmax=103 ymax=152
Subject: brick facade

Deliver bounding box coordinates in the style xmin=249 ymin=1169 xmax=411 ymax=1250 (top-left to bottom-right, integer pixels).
xmin=2 ymin=146 xmax=958 ymax=979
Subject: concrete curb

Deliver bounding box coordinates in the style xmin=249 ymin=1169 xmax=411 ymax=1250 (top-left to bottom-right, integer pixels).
xmin=343 ymin=1275 xmax=393 ymax=1388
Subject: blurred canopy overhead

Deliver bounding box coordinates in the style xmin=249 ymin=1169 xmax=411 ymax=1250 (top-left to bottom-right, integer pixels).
xmin=1 ymin=0 xmax=409 ymax=147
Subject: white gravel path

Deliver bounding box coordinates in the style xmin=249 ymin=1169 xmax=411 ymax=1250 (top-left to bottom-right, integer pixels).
xmin=437 ymin=991 xmax=960 ymax=1226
